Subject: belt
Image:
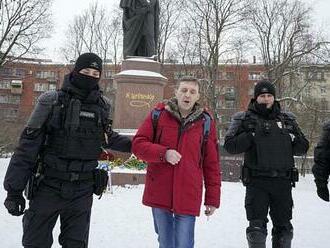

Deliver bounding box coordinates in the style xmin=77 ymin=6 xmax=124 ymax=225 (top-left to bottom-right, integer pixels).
xmin=44 ymin=167 xmax=94 ymax=182
xmin=250 ymin=169 xmax=291 ymax=179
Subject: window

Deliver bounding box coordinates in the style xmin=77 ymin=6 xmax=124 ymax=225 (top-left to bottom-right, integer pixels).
xmin=225 ymin=87 xmax=236 ymax=100
xmin=224 ymin=100 xmax=235 ymax=109
xmin=34 ymin=83 xmax=49 ymax=92
xmin=36 ymin=71 xmax=57 ymax=79
xmin=174 ymin=71 xmax=185 ymax=79
xmin=320 ymin=86 xmax=327 ymax=95
xmin=8 ymin=95 xmax=21 ymax=104
xmin=248 ymin=86 xmax=254 ymax=96
xmin=11 ymin=80 xmax=22 ymax=89
xmin=0 ymin=80 xmax=11 ymax=89
xmin=0 ymin=95 xmax=9 ymax=103
xmin=104 ymin=70 xmax=114 ymax=79
xmin=305 ymin=86 xmax=311 ymax=97
xmin=225 ymin=72 xmax=235 ymax=80
xmin=307 ymin=71 xmax=324 ymax=80
xmin=49 ymin=83 xmax=57 ymax=91
xmin=15 ymin=68 xmax=26 ymax=77
xmin=216 ymin=99 xmax=222 ymax=109
xmin=0 ymin=108 xmax=18 ymax=118
xmin=248 ymin=72 xmax=262 ymax=80
xmin=0 ymin=68 xmax=13 ymax=77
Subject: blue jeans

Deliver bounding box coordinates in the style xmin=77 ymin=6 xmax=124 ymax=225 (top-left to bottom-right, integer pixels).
xmin=152 ymin=207 xmax=196 ymax=248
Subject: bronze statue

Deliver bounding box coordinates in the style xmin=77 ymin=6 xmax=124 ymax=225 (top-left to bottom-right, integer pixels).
xmin=120 ymin=0 xmax=159 ymax=58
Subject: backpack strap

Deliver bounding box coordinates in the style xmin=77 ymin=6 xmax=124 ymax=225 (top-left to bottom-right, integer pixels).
xmin=151 ymin=109 xmax=163 ymax=143
xmin=201 ymin=112 xmax=211 ymax=166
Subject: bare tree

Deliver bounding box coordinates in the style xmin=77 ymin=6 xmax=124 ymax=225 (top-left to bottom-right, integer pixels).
xmin=182 ymin=0 xmax=243 ymax=137
xmin=0 ymin=0 xmax=53 ymax=66
xmin=157 ymin=0 xmax=185 ymax=63
xmin=242 ymin=0 xmax=329 ymax=97
xmin=61 ymin=2 xmax=122 ymax=66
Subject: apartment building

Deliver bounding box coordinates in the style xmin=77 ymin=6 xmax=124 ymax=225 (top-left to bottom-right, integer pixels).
xmin=0 ymin=58 xmax=267 ymax=131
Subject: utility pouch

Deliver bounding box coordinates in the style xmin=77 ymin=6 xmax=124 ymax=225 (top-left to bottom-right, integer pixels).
xmin=240 ymin=166 xmax=250 ymax=186
xmin=291 ymin=167 xmax=299 ymax=183
xmin=24 ymin=172 xmax=43 ymax=200
xmin=93 ymin=169 xmax=109 ymax=198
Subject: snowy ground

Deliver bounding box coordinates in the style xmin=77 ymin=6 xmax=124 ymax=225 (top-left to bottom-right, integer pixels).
xmin=0 ymin=158 xmax=329 ymax=248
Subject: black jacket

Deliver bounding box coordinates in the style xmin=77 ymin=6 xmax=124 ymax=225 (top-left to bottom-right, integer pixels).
xmin=4 ymin=74 xmax=131 ymax=193
xmin=313 ymin=121 xmax=330 ymax=182
xmin=224 ymin=99 xmax=309 ymax=171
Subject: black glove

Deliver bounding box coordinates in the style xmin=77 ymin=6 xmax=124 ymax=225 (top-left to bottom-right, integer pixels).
xmin=242 ymin=119 xmax=256 ymax=133
xmin=315 ymin=180 xmax=329 ymax=202
xmin=93 ymin=169 xmax=109 ymax=197
xmin=4 ymin=191 xmax=26 ymax=216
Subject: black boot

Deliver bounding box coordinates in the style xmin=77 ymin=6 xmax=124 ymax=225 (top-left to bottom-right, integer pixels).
xmin=272 ymin=226 xmax=293 ymax=248
xmin=247 ymin=220 xmax=267 ymax=248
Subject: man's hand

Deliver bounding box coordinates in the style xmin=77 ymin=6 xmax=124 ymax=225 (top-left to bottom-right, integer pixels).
xmin=4 ymin=192 xmax=26 ymax=216
xmin=204 ymin=205 xmax=217 ymax=216
xmin=315 ymin=181 xmax=329 ymax=202
xmin=165 ymin=149 xmax=182 ymax=165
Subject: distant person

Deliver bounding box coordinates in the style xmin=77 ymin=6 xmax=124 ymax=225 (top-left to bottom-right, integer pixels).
xmin=224 ymin=80 xmax=309 ymax=248
xmin=313 ymin=122 xmax=330 ymax=202
xmin=3 ymin=52 xmax=131 ymax=248
xmin=120 ymin=0 xmax=159 ymax=58
xmin=132 ymin=76 xmax=221 ymax=248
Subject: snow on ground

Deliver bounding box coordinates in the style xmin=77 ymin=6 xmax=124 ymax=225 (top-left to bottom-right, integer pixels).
xmin=0 ymin=158 xmax=329 ymax=248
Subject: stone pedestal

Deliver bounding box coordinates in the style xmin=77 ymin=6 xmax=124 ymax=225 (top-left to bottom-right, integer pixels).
xmin=112 ymin=58 xmax=167 ymax=129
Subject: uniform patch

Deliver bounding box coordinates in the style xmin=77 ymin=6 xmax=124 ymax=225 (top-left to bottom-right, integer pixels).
xmin=277 ymin=121 xmax=283 ymax=129
xmin=80 ymin=111 xmax=95 ymax=119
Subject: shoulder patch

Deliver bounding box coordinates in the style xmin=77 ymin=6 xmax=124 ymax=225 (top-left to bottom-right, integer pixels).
xmin=37 ymin=91 xmax=58 ymax=105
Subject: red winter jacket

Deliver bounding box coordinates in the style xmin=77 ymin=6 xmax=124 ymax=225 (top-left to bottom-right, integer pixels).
xmin=132 ymin=102 xmax=221 ymax=216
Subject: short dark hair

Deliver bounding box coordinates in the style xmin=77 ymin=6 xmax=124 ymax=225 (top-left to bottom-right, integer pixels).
xmin=176 ymin=76 xmax=201 ymax=90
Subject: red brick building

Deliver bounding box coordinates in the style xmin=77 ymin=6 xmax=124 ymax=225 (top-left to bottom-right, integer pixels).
xmin=0 ymin=59 xmax=266 ymax=131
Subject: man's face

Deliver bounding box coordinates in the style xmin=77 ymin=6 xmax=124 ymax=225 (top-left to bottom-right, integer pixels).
xmin=175 ymin=81 xmax=200 ymax=116
xmin=79 ymin=68 xmax=101 ymax=78
xmin=256 ymin=93 xmax=274 ymax=108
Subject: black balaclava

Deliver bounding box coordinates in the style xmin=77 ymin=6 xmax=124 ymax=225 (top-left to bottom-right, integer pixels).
xmin=71 ymin=52 xmax=102 ymax=91
xmin=254 ymin=80 xmax=276 ymax=117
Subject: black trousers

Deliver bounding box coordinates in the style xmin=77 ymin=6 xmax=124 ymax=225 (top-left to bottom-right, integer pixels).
xmin=22 ymin=181 xmax=94 ymax=248
xmin=245 ymin=177 xmax=293 ymax=232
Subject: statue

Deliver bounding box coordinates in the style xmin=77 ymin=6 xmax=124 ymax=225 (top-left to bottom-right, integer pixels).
xmin=120 ymin=0 xmax=159 ymax=58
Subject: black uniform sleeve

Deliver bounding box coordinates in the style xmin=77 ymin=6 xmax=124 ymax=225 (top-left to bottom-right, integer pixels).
xmin=224 ymin=112 xmax=254 ymax=154
xmin=284 ymin=112 xmax=309 ymax=156
xmin=291 ymin=123 xmax=309 ymax=156
xmin=3 ymin=91 xmax=57 ymax=193
xmin=313 ymin=122 xmax=330 ymax=182
xmin=100 ymin=95 xmax=132 ymax=153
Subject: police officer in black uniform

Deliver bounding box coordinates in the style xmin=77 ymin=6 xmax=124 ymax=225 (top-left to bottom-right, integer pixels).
xmin=313 ymin=121 xmax=330 ymax=202
xmin=224 ymin=80 xmax=309 ymax=248
xmin=3 ymin=53 xmax=131 ymax=248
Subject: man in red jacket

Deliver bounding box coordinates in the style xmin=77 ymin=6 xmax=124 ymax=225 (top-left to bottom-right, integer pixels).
xmin=132 ymin=76 xmax=221 ymax=248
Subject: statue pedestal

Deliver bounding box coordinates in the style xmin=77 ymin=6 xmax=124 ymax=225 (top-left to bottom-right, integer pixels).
xmin=112 ymin=58 xmax=167 ymax=129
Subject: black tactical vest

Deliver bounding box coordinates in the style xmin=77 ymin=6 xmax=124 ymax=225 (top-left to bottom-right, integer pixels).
xmin=244 ymin=112 xmax=295 ymax=171
xmin=44 ymin=91 xmax=108 ymax=161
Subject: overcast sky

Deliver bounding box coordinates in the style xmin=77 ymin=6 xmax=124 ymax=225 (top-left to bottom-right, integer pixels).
xmin=39 ymin=0 xmax=330 ymax=63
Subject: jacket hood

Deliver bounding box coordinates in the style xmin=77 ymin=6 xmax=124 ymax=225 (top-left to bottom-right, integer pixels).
xmin=163 ymin=98 xmax=204 ymax=126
